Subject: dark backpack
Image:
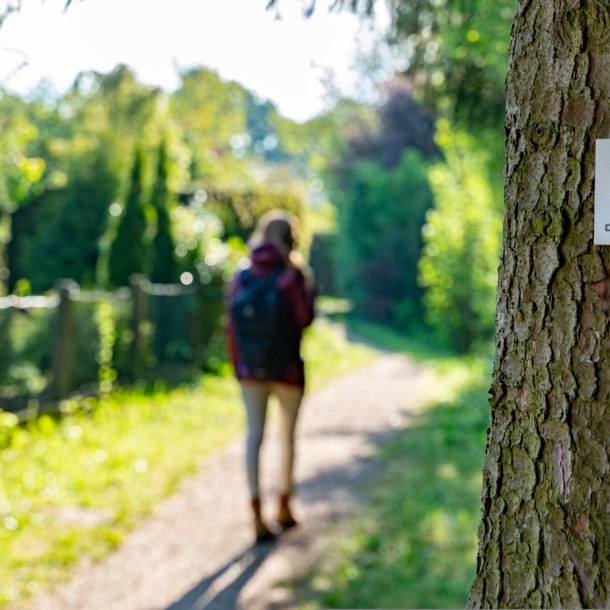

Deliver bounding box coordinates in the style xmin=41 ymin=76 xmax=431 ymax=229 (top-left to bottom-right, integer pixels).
xmin=231 ymin=267 xmax=300 ymax=380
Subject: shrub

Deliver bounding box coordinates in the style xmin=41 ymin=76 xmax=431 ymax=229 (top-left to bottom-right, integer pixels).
xmin=334 ymin=148 xmax=433 ymax=328
xmin=419 ymin=122 xmax=502 ymax=352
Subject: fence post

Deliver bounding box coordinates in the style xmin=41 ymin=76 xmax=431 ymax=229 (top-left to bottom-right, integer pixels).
xmin=51 ymin=279 xmax=76 ymax=401
xmin=0 ymin=307 xmax=13 ymax=386
xmin=129 ymin=274 xmax=150 ymax=381
xmin=189 ymin=291 xmax=204 ymax=367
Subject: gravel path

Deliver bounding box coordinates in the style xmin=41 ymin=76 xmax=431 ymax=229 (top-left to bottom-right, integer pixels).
xmin=26 ymin=353 xmax=432 ymax=610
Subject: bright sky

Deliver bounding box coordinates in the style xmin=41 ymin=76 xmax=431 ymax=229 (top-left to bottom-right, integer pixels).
xmin=0 ymin=0 xmax=390 ymax=122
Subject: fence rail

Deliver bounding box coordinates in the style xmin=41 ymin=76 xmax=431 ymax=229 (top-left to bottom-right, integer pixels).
xmin=0 ymin=294 xmax=61 ymax=309
xmin=73 ymin=286 xmax=133 ymax=303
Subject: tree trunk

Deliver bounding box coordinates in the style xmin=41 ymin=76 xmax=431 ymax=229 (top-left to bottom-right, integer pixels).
xmin=468 ymin=1 xmax=610 ymax=608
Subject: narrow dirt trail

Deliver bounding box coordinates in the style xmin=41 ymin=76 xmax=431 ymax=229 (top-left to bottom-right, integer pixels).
xmin=26 ymin=353 xmax=432 ymax=610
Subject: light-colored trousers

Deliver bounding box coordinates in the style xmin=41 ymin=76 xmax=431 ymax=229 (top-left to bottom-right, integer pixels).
xmin=239 ymin=381 xmax=303 ymax=499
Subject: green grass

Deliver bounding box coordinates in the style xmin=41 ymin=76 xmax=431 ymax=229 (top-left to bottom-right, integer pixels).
xmin=347 ymin=318 xmax=454 ymax=362
xmin=290 ymin=321 xmax=492 ymax=609
xmin=303 ymin=317 xmax=377 ymax=392
xmin=315 ymin=297 xmax=456 ymax=363
xmin=0 ymin=318 xmax=377 ymax=607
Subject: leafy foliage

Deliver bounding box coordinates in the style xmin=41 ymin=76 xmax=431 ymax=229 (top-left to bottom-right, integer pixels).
xmin=2 ymin=66 xmax=159 ymax=292
xmin=334 ymin=149 xmax=432 ymax=326
xmin=107 ymin=149 xmax=149 ymax=287
xmin=170 ymin=67 xmax=249 ymax=186
xmin=3 ymin=65 xmax=325 ymax=295
xmin=385 ymin=0 xmax=514 ymax=130
xmin=246 ymin=95 xmax=290 ymax=164
xmin=329 ymin=88 xmax=435 ymax=328
xmin=20 ymin=144 xmax=118 ymax=293
xmin=344 ymin=82 xmax=437 ymax=168
xmin=419 ymin=121 xmax=502 ymax=352
xmin=204 ymin=188 xmax=303 ymax=241
xmin=282 ymin=0 xmax=514 ymax=131
xmin=270 ymin=102 xmax=357 ymax=175
xmin=0 ymin=312 xmax=12 ymax=385
xmin=149 ymin=140 xmax=178 ymax=284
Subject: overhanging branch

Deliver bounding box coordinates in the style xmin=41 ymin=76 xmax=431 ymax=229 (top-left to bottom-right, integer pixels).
xmin=265 ymin=0 xmax=375 ymax=17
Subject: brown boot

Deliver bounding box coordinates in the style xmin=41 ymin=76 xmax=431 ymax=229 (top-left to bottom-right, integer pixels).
xmin=277 ymin=493 xmax=297 ymax=529
xmin=251 ymin=498 xmax=274 ymax=542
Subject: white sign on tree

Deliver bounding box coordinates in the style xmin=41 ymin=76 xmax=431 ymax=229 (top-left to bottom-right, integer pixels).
xmin=595 ymin=139 xmax=610 ymax=245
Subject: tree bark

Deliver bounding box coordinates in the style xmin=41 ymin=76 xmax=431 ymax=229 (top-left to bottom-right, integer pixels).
xmin=469 ymin=1 xmax=610 ymax=608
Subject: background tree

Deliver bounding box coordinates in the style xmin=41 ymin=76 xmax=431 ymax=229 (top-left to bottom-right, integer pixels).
xmin=169 ymin=67 xmax=250 ymax=187
xmin=333 ymin=148 xmax=432 ymax=326
xmin=203 ymin=189 xmax=303 ymax=241
xmin=107 ymin=148 xmax=148 ymax=287
xmin=329 ymin=86 xmax=435 ymax=328
xmin=383 ymin=0 xmax=513 ymax=133
xmin=2 ymin=64 xmax=331 ymax=294
xmin=246 ymin=93 xmax=289 ymax=163
xmin=22 ymin=140 xmax=118 ymax=292
xmin=0 ymin=92 xmax=48 ymax=294
xmin=150 ymin=139 xmax=177 ymax=284
xmin=419 ymin=122 xmax=502 ymax=352
xmin=4 ymin=67 xmax=160 ymax=292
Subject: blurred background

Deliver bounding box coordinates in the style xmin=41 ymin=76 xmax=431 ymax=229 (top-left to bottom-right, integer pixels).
xmin=0 ymin=0 xmax=510 ymax=406
xmin=0 ymin=0 xmax=514 ymax=607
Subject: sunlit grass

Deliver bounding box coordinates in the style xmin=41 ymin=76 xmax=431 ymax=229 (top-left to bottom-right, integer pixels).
xmin=291 ymin=322 xmax=492 ymax=609
xmin=303 ymin=317 xmax=377 ymax=392
xmin=0 ymin=318 xmax=377 ymax=608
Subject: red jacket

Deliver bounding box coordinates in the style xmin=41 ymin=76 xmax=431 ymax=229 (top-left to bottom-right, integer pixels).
xmin=226 ymin=244 xmax=316 ymax=387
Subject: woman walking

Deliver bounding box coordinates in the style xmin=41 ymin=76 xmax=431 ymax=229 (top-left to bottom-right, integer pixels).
xmin=227 ymin=210 xmax=316 ymax=542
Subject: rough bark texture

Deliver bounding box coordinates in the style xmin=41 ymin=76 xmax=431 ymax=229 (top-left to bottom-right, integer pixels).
xmin=468 ymin=1 xmax=610 ymax=608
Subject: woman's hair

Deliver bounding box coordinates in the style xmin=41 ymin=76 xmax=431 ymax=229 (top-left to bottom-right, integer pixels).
xmin=249 ymin=209 xmax=300 ymax=258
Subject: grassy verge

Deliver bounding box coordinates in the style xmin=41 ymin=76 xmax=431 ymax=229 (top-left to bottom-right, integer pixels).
xmin=303 ymin=318 xmax=377 ymax=392
xmin=291 ymin=320 xmax=492 ymax=609
xmin=0 ymin=318 xmax=377 ymax=608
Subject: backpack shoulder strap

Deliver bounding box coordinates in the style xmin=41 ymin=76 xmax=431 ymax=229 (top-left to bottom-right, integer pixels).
xmin=271 ymin=264 xmax=286 ymax=281
xmin=239 ymin=268 xmax=252 ymax=284
xmin=240 ymin=265 xmax=285 ymax=287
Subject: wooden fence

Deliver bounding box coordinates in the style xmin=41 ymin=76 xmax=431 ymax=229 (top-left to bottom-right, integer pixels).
xmin=0 ymin=274 xmax=205 ymax=421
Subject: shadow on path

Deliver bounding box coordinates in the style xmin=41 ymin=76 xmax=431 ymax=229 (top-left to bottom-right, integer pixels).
xmin=163 ymin=424 xmax=398 ymax=610
xmin=165 ymin=541 xmax=276 ymax=610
